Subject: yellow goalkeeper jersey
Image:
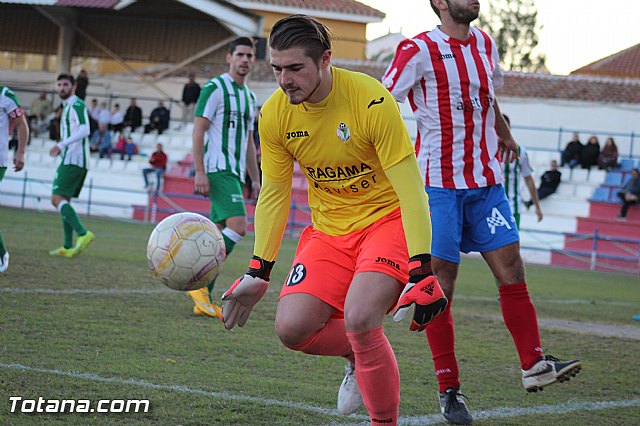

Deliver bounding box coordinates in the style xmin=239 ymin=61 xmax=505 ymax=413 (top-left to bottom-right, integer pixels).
xmin=259 ymin=67 xmax=415 ymax=236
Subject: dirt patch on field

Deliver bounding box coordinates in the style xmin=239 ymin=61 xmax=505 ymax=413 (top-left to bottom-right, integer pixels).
xmin=476 ymin=314 xmax=640 ymax=340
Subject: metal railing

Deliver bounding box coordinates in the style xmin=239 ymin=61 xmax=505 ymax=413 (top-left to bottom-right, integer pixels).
xmin=2 ymin=174 xmax=639 ymax=274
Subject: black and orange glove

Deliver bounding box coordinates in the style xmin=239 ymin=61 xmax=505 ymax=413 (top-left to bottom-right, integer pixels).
xmin=392 ymin=254 xmax=448 ymax=331
xmin=221 ymin=256 xmax=274 ymax=330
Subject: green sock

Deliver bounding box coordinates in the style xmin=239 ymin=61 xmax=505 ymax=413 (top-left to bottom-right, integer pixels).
xmin=207 ymin=277 xmax=218 ymax=302
xmin=0 ymin=232 xmax=6 ymax=257
xmin=60 ymin=203 xmax=87 ymax=237
xmin=207 ymin=235 xmax=236 ymax=300
xmin=62 ymin=218 xmax=73 ymax=249
xmin=222 ymin=233 xmax=236 ymax=256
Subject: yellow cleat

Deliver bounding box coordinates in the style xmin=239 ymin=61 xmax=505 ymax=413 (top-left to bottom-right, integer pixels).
xmin=49 ymin=246 xmax=74 ymax=257
xmin=73 ymin=231 xmax=95 ymax=257
xmin=188 ymin=287 xmax=222 ymax=319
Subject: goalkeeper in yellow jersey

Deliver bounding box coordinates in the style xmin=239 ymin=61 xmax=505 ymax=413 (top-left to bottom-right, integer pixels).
xmin=220 ymin=15 xmax=447 ymax=425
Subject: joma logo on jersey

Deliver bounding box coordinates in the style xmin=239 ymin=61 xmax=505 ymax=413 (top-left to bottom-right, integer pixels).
xmin=375 ymin=257 xmax=400 ymax=270
xmin=437 ymin=53 xmax=457 ymax=61
xmin=286 ymin=130 xmax=309 ymax=139
xmin=306 ymin=163 xmax=373 ymax=180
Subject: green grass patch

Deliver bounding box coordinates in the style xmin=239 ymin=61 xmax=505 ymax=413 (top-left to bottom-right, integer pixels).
xmin=0 ymin=207 xmax=638 ymax=425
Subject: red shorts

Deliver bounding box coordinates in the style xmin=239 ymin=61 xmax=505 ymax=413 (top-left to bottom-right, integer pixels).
xmin=279 ymin=208 xmax=409 ymax=317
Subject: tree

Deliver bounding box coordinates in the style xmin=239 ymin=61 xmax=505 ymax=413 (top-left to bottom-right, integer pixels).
xmin=477 ymin=0 xmax=547 ymax=73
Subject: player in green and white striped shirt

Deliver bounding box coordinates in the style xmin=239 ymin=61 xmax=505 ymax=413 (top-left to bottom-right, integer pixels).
xmin=0 ymin=85 xmax=29 ymax=272
xmin=502 ymin=114 xmax=543 ymax=228
xmin=188 ymin=37 xmax=261 ymax=318
xmin=48 ymin=74 xmax=95 ymax=258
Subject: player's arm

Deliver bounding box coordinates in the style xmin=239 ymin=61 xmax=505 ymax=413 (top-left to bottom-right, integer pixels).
xmin=385 ymin=155 xmax=448 ymax=331
xmin=51 ymin=105 xmax=90 ymax=156
xmin=221 ymin=103 xmax=293 ymax=330
xmin=382 ymin=38 xmax=425 ymax=102
xmin=524 ymin=175 xmax=543 ymax=222
xmin=192 ymin=116 xmax=210 ymax=196
xmin=10 ymin=110 xmax=28 ymax=172
xmin=494 ymin=99 xmax=519 ymax=163
xmin=245 ymin=132 xmax=261 ymax=200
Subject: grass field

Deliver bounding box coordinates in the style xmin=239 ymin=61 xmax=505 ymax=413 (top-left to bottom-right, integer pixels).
xmin=0 ymin=206 xmax=639 ymax=425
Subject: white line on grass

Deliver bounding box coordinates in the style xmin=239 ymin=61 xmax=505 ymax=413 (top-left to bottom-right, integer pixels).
xmin=2 ymin=288 xmax=636 ymax=307
xmin=2 ymin=362 xmax=638 ymax=424
xmin=0 ymin=288 xmax=172 ymax=295
xmin=0 ymin=362 xmax=367 ymax=420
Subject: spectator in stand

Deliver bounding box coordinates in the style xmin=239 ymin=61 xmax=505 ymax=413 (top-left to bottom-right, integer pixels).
xmin=561 ymin=132 xmax=582 ymax=169
xmin=617 ymin=168 xmax=640 ymax=220
xmin=98 ymin=101 xmax=110 ymax=127
xmin=142 ymin=143 xmax=168 ymax=190
xmin=181 ymin=74 xmax=200 ymax=126
xmin=29 ymin=90 xmax=53 ymax=137
xmin=49 ymin=105 xmax=63 ymax=142
xmin=580 ymin=135 xmax=600 ymax=170
xmin=121 ymin=136 xmax=137 ymax=161
xmin=109 ymin=103 xmax=124 ymax=133
xmin=88 ymin=98 xmax=100 ymax=135
xmin=75 ymin=70 xmax=89 ymax=100
xmin=144 ymin=101 xmax=170 ymax=135
xmin=501 ymin=115 xmax=542 ymax=225
xmin=598 ymin=137 xmax=619 ymax=170
xmin=113 ymin=131 xmax=126 ymax=157
xmin=90 ymin=123 xmax=112 ymax=158
xmin=525 ymin=160 xmax=562 ymax=208
xmin=123 ymin=98 xmax=142 ymax=132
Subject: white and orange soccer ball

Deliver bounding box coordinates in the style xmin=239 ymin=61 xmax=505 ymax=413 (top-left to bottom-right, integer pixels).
xmin=146 ymin=212 xmax=226 ymax=291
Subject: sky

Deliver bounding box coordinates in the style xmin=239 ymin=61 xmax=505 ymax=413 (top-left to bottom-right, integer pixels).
xmin=358 ymin=0 xmax=640 ymax=75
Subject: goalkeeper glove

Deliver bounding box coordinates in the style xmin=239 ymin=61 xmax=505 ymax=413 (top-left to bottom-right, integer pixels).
xmin=221 ymin=256 xmax=274 ymax=330
xmin=392 ymin=254 xmax=448 ymax=331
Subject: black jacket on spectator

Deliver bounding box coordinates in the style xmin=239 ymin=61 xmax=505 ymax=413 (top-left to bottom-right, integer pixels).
xmin=580 ymin=141 xmax=600 ymax=169
xmin=124 ymin=105 xmax=143 ymax=131
xmin=182 ymin=82 xmax=201 ymax=106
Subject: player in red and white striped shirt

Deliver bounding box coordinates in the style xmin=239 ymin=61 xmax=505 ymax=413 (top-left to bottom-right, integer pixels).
xmin=383 ymin=1 xmax=582 ymax=424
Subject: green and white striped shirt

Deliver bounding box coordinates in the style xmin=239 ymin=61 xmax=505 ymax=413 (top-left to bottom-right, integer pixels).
xmin=59 ymin=95 xmax=91 ymax=169
xmin=503 ymin=145 xmax=533 ymax=217
xmin=195 ymin=73 xmax=256 ymax=182
xmin=0 ymin=86 xmax=23 ymax=167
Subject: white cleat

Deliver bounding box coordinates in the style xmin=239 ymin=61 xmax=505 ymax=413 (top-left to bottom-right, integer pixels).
xmin=522 ymin=355 xmax=582 ymax=392
xmin=0 ymin=252 xmax=9 ymax=273
xmin=337 ymin=362 xmax=364 ymax=415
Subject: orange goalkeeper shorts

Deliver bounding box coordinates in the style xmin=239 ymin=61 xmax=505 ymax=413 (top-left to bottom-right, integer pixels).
xmin=279 ymin=208 xmax=409 ymax=316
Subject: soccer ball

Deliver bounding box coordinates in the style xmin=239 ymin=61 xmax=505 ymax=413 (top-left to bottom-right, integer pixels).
xmin=147 ymin=212 xmax=226 ymax=291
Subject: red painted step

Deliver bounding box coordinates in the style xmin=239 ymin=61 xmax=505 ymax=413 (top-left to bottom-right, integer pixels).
xmin=551 ymin=251 xmax=639 ymax=274
xmin=564 ymin=237 xmax=640 ymax=257
xmin=589 ymin=201 xmax=640 ymax=221
xmin=576 ymin=216 xmax=640 ymax=239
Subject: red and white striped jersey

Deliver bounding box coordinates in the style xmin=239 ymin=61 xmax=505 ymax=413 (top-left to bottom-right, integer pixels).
xmin=383 ymin=26 xmax=504 ymax=189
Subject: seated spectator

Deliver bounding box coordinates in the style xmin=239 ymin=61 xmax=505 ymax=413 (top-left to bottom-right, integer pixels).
xmin=124 ymin=98 xmax=143 ymax=132
xmin=561 ymin=132 xmax=582 ymax=168
xmin=121 ymin=136 xmax=138 ymax=161
xmin=113 ymin=132 xmax=126 ymax=157
xmin=90 ymin=123 xmax=112 ymax=158
xmin=88 ymin=98 xmax=100 ymax=134
xmin=525 ymin=160 xmax=562 ymax=208
xmin=598 ymin=137 xmax=619 ymax=170
xmin=98 ymin=101 xmax=111 ymax=127
xmin=49 ymin=105 xmax=63 ymax=141
xmin=144 ymin=101 xmax=170 ymax=135
xmin=143 ymin=143 xmax=168 ymax=190
xmin=617 ymin=168 xmax=640 ymax=220
xmin=109 ymin=103 xmax=124 ymax=133
xmin=28 ymin=90 xmax=52 ymax=137
xmin=580 ymin=135 xmax=600 ymax=169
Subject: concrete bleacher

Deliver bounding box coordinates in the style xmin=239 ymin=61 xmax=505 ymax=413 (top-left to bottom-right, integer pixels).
xmin=0 ymin=122 xmax=195 ymax=219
